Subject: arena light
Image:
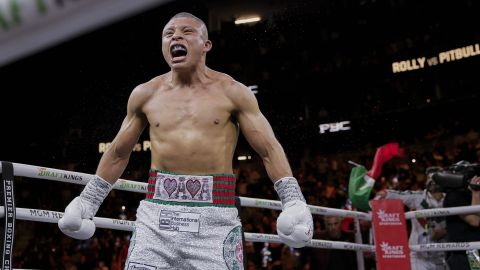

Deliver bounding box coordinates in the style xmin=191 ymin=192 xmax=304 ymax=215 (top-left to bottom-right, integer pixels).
xmin=235 ymin=16 xmax=261 ymax=25
xmin=237 ymin=155 xmax=252 ymax=161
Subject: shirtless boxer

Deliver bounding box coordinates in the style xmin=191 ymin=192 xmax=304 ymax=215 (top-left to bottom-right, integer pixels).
xmin=58 ymin=12 xmax=313 ymax=270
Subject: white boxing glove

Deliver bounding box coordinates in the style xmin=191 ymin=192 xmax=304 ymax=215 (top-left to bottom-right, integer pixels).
xmin=58 ymin=175 xmax=112 ymax=240
xmin=274 ymin=177 xmax=313 ymax=248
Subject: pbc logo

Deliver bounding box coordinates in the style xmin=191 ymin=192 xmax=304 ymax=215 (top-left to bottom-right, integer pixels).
xmin=318 ymin=121 xmax=351 ymax=134
xmin=127 ymin=262 xmax=156 ymax=270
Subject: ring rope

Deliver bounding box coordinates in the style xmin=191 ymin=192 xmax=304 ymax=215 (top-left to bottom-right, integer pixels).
xmin=4 ymin=162 xmax=480 ymax=253
xmin=239 ymin=197 xmax=370 ymax=220
xmin=0 ymin=207 xmax=134 ymax=231
xmin=8 ymin=162 xmax=480 ymax=220
xmin=0 ymin=206 xmax=374 ymax=252
xmin=4 ymin=206 xmax=479 ymax=252
xmin=410 ymin=242 xmax=480 ymax=252
xmin=245 ymin=232 xmax=374 ymax=251
xmin=0 ymin=162 xmax=370 ymax=220
xmin=405 ymin=205 xmax=480 ymax=219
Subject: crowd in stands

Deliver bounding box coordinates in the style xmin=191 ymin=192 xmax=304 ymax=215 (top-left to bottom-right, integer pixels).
xmin=12 ymin=127 xmax=480 ymax=269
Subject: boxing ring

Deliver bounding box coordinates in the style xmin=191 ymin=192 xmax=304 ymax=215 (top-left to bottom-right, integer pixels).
xmin=2 ymin=161 xmax=480 ymax=269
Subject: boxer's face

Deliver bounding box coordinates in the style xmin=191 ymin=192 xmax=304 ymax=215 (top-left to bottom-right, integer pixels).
xmin=162 ymin=17 xmax=211 ymax=70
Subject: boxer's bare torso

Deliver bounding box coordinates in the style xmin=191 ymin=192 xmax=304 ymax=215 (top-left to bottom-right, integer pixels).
xmin=138 ymin=69 xmax=240 ymax=174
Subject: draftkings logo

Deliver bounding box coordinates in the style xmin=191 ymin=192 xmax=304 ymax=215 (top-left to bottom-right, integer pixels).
xmin=376 ymin=210 xmax=402 ymax=225
xmin=37 ymin=167 xmax=83 ymax=181
xmin=380 ymin=242 xmax=406 ymax=259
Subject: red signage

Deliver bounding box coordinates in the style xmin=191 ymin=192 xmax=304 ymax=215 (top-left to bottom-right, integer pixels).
xmin=371 ymin=199 xmax=411 ymax=270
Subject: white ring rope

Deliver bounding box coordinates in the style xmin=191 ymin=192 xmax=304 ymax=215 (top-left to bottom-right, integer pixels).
xmin=3 ymin=162 xmax=480 ymax=253
xmin=0 ymin=162 xmax=147 ymax=193
xmin=410 ymin=242 xmax=480 ymax=252
xmin=3 ymin=206 xmax=478 ymax=252
xmin=0 ymin=162 xmax=370 ymax=220
xmin=6 ymin=162 xmax=479 ymax=220
xmin=240 ymin=197 xmax=371 ymax=220
xmin=0 ymin=206 xmax=134 ymax=231
xmin=405 ymin=205 xmax=480 ymax=220
xmin=0 ymin=206 xmax=374 ymax=252
xmin=246 ymin=232 xmax=374 ymax=252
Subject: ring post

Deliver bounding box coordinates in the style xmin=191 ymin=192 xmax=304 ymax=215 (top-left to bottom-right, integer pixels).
xmin=0 ymin=161 xmax=15 ymax=270
xmin=354 ymin=217 xmax=366 ymax=270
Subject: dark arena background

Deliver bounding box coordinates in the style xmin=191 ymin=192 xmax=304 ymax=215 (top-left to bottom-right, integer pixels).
xmin=0 ymin=0 xmax=479 ymax=269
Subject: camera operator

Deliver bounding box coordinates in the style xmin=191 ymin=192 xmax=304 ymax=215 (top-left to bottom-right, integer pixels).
xmin=375 ymin=167 xmax=448 ymax=270
xmin=437 ymin=161 xmax=480 ymax=270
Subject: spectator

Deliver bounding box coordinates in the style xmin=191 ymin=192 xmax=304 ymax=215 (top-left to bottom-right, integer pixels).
xmin=303 ymin=216 xmax=357 ymax=269
xmin=444 ymin=172 xmax=480 ymax=269
xmin=376 ymin=166 xmax=448 ymax=270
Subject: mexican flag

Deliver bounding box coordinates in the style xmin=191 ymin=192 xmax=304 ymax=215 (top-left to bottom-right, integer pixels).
xmin=348 ymin=166 xmax=375 ymax=211
xmin=348 ymin=143 xmax=403 ymax=210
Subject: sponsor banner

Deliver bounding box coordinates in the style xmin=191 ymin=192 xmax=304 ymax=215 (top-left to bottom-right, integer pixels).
xmin=391 ymin=43 xmax=480 ymax=73
xmin=245 ymin=233 xmax=282 ymax=243
xmin=254 ymin=199 xmax=282 ymax=209
xmin=319 ymin=120 xmax=351 ymax=134
xmin=371 ymin=199 xmax=411 ymax=270
xmin=115 ymin=179 xmax=148 ymax=193
xmin=37 ymin=167 xmax=86 ymax=183
xmin=159 ymin=210 xmax=200 ymax=233
xmin=413 ymin=209 xmax=451 ymax=218
xmin=1 ymin=161 xmax=15 ymax=270
xmin=411 ymin=242 xmax=477 ymax=251
xmin=99 ymin=140 xmax=151 ymax=153
xmin=28 ymin=209 xmax=63 ymax=221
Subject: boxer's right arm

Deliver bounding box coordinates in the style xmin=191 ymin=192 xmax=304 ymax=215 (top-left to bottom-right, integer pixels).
xmin=58 ymin=85 xmax=149 ymax=239
xmin=95 ymin=85 xmax=149 ymax=183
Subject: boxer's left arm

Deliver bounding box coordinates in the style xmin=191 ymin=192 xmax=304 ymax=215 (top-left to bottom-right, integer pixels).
xmin=228 ymin=80 xmax=313 ymax=248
